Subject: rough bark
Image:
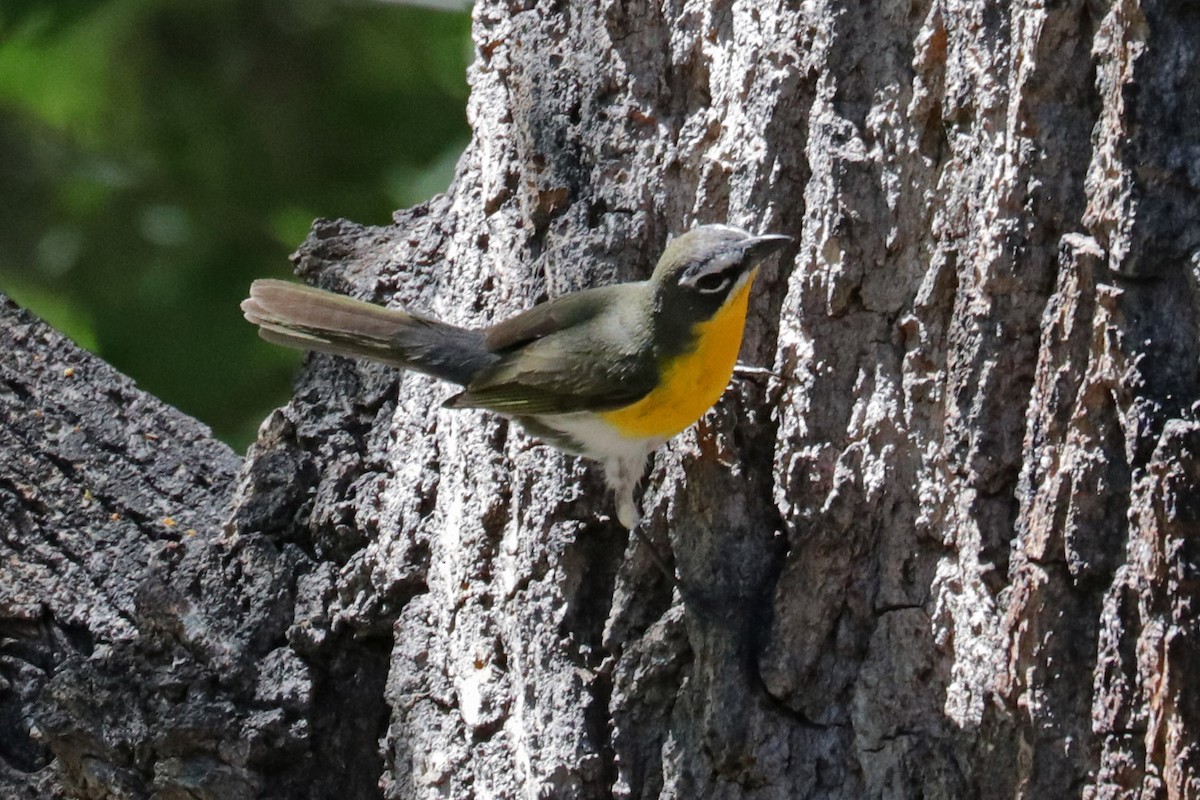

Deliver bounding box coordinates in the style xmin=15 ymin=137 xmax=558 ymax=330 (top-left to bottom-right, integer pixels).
xmin=3 ymin=0 xmax=1199 ymax=798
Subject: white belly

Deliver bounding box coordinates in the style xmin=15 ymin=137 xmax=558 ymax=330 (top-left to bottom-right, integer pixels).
xmin=534 ymin=412 xmax=662 ymax=528
xmin=534 ymin=411 xmax=663 ymax=463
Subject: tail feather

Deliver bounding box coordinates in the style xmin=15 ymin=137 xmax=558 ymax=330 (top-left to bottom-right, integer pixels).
xmin=242 ymin=279 xmax=495 ymax=386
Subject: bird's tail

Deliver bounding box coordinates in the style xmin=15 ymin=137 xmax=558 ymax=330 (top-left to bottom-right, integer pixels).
xmin=241 ymin=279 xmax=496 ymax=386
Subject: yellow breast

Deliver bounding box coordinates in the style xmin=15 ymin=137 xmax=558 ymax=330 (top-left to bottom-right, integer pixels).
xmin=601 ymin=269 xmax=758 ymax=440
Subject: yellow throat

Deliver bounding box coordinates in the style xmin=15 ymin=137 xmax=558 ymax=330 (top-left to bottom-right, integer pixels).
xmin=601 ymin=268 xmax=759 ymax=439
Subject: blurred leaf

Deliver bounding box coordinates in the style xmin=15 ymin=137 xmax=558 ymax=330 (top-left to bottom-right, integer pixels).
xmin=2 ymin=273 xmax=100 ymax=353
xmin=268 ymin=205 xmax=319 ymax=249
xmin=0 ymin=0 xmax=472 ymax=451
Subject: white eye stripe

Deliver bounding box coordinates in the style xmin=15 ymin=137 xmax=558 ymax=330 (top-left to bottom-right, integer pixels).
xmin=679 ymin=252 xmax=742 ymax=292
xmin=679 ymin=269 xmax=732 ymax=292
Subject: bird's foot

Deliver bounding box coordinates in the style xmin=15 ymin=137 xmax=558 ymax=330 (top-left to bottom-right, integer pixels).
xmin=732 ymin=363 xmax=783 ymax=381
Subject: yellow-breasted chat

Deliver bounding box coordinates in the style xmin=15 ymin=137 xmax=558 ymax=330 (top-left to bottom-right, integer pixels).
xmin=241 ymin=224 xmax=791 ymax=529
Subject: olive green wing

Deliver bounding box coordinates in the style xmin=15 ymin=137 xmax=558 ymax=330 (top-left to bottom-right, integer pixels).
xmin=483 ymin=284 xmax=626 ymax=351
xmin=445 ymin=348 xmax=656 ymax=414
xmin=447 ymin=285 xmax=657 ymax=415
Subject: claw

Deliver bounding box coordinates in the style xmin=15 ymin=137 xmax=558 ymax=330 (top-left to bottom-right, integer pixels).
xmin=616 ymin=493 xmax=640 ymax=529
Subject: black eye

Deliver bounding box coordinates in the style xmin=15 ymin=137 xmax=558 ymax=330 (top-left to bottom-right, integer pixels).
xmin=693 ymin=272 xmax=730 ymax=293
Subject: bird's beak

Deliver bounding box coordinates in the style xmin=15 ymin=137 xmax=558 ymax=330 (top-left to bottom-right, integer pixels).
xmin=743 ymin=233 xmax=793 ymax=259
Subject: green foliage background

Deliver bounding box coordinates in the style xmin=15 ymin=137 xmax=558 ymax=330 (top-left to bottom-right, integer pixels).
xmin=0 ymin=0 xmax=472 ymax=450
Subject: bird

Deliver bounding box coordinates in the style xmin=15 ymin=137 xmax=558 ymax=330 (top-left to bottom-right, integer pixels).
xmin=241 ymin=224 xmax=791 ymax=530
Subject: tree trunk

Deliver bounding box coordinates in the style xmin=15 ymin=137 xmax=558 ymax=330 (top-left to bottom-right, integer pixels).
xmin=4 ymin=0 xmax=1199 ymax=797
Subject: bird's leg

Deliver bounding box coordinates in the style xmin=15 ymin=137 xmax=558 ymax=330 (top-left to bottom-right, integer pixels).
xmin=604 ymin=457 xmax=641 ymax=529
xmin=631 ymin=527 xmax=676 ymax=582
xmin=604 ymin=457 xmax=676 ymax=582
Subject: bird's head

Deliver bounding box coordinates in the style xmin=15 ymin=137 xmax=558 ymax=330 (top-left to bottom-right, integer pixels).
xmin=650 ymin=224 xmax=792 ymax=332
